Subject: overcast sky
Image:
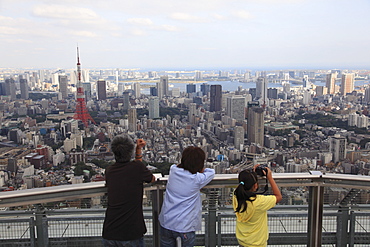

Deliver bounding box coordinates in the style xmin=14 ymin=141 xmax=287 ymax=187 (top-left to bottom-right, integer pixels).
xmin=0 ymin=0 xmax=369 ymax=70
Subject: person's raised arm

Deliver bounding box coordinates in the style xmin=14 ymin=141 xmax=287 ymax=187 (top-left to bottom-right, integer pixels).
xmin=135 ymin=139 xmax=146 ymax=162
xmin=265 ymin=167 xmax=282 ymax=203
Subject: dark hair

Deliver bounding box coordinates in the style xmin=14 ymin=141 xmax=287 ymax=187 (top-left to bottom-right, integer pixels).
xmin=234 ymin=170 xmax=258 ymax=213
xmin=110 ymin=135 xmax=135 ymax=163
xmin=178 ymin=146 xmax=205 ymax=174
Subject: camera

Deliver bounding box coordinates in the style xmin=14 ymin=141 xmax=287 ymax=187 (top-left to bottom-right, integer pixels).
xmin=255 ymin=164 xmax=268 ymax=177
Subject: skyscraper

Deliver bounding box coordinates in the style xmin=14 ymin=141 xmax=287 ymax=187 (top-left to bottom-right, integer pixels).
xmin=186 ymin=84 xmax=196 ymax=94
xmin=149 ymin=97 xmax=160 ymax=119
xmin=210 ymin=85 xmax=222 ymax=112
xmin=303 ymin=75 xmax=309 ymax=88
xmin=157 ymin=75 xmax=169 ymax=99
xmin=133 ymin=82 xmax=141 ymax=98
xmin=340 ymin=73 xmax=354 ymax=95
xmin=226 ymin=96 xmax=245 ymax=121
xmin=19 ymin=77 xmax=29 ymax=100
xmin=247 ymin=103 xmax=264 ymax=146
xmin=188 ymin=103 xmax=197 ymax=124
xmin=82 ymin=82 xmax=92 ymax=101
xmin=123 ymin=92 xmax=130 ymax=111
xmin=234 ymin=126 xmax=245 ymax=150
xmin=128 ymin=108 xmax=137 ymax=132
xmin=200 ymin=83 xmax=210 ymax=96
xmin=195 ymin=71 xmax=203 ymax=81
xmin=326 ymin=72 xmax=337 ymax=94
xmin=5 ymin=78 xmax=16 ymax=101
xmin=59 ymin=75 xmax=68 ymax=99
xmin=267 ymin=88 xmax=278 ymax=99
xmin=97 ymin=79 xmax=107 ymax=100
xmin=150 ymin=87 xmax=157 ymax=96
xmin=256 ymin=77 xmax=267 ymax=104
xmin=329 ymin=135 xmax=346 ymax=162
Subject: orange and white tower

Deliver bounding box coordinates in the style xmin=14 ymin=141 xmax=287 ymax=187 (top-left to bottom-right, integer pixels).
xmin=74 ymin=47 xmax=96 ymax=127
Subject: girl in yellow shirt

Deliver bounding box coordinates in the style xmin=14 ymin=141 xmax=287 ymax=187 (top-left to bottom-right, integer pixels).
xmin=233 ymin=165 xmax=282 ymax=247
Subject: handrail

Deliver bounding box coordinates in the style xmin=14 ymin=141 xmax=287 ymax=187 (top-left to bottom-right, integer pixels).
xmin=0 ymin=173 xmax=369 ymax=208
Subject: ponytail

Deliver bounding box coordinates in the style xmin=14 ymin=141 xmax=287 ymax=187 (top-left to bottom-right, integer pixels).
xmin=234 ymin=170 xmax=258 ymax=213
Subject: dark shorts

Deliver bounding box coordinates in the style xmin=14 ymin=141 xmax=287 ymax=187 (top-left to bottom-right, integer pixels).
xmin=102 ymin=237 xmax=144 ymax=247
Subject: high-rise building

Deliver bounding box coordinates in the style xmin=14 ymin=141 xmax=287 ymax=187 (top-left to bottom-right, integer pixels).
xmin=256 ymin=77 xmax=267 ymax=104
xmin=195 ymin=71 xmax=203 ymax=81
xmin=0 ymin=82 xmax=6 ymax=96
xmin=82 ymin=82 xmax=92 ymax=101
xmin=188 ymin=103 xmax=197 ymax=124
xmin=303 ymin=75 xmax=309 ymax=88
xmin=340 ymin=73 xmax=354 ymax=95
xmin=234 ymin=126 xmax=245 ymax=150
xmin=186 ymin=84 xmax=196 ymax=94
xmin=19 ymin=77 xmax=29 ymax=100
xmin=247 ymin=103 xmax=264 ymax=146
xmin=210 ymin=85 xmax=222 ymax=112
xmin=226 ymin=96 xmax=245 ymax=121
xmin=267 ymin=88 xmax=278 ymax=99
xmin=149 ymin=97 xmax=160 ymax=119
xmin=200 ymin=83 xmax=210 ymax=96
xmin=157 ymin=75 xmax=169 ymax=99
xmin=150 ymin=87 xmax=157 ymax=96
xmin=329 ymin=135 xmax=346 ymax=162
xmin=315 ymin=86 xmax=327 ymax=97
xmin=128 ymin=108 xmax=137 ymax=132
xmin=59 ymin=75 xmax=68 ymax=99
xmin=133 ymin=82 xmax=141 ymax=98
xmin=5 ymin=78 xmax=16 ymax=101
xmin=364 ymin=87 xmax=370 ymax=103
xmin=326 ymin=72 xmax=337 ymax=94
xmin=97 ymin=79 xmax=107 ymax=100
xmin=302 ymin=89 xmax=312 ymax=105
xmin=123 ymin=92 xmax=130 ymax=111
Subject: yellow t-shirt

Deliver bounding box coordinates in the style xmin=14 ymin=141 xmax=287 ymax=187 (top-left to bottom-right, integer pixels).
xmin=232 ymin=194 xmax=276 ymax=247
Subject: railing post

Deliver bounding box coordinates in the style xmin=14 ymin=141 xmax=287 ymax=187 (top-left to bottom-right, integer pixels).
xmin=337 ymin=207 xmax=350 ymax=247
xmin=29 ymin=216 xmax=36 ymax=247
xmin=35 ymin=205 xmax=49 ymax=247
xmin=206 ymin=188 xmax=219 ymax=247
xmin=348 ymin=211 xmax=355 ymax=247
xmin=307 ymin=185 xmax=324 ymax=247
xmin=151 ymin=186 xmax=164 ymax=247
xmin=217 ymin=213 xmax=222 ymax=247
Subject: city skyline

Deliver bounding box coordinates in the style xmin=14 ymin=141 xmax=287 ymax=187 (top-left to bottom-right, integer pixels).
xmin=0 ymin=0 xmax=369 ymax=70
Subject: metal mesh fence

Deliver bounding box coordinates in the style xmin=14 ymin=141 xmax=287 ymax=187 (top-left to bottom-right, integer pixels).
xmin=0 ymin=218 xmax=34 ymax=247
xmin=351 ymin=212 xmax=370 ymax=247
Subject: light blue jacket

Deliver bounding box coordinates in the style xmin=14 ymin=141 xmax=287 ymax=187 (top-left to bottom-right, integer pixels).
xmin=159 ymin=164 xmax=215 ymax=232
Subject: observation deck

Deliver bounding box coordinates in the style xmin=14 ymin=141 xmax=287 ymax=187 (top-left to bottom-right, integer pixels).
xmin=0 ymin=173 xmax=369 ymax=247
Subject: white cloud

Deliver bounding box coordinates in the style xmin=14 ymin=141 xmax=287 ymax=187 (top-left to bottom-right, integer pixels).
xmin=232 ymin=10 xmax=253 ymax=20
xmin=32 ymin=5 xmax=99 ymax=20
xmin=212 ymin=13 xmax=227 ymax=21
xmin=0 ymin=26 xmax=20 ymax=35
xmin=130 ymin=29 xmax=147 ymax=36
xmin=169 ymin=13 xmax=209 ymax=23
xmin=127 ymin=18 xmax=153 ymax=26
xmin=69 ymin=30 xmax=98 ymax=38
xmin=158 ymin=25 xmax=180 ymax=32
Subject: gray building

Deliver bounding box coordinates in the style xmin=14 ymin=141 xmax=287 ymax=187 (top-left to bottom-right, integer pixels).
xmin=149 ymin=97 xmax=160 ymax=119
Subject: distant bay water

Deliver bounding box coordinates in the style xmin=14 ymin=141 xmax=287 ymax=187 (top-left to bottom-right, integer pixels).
xmin=139 ymin=80 xmax=370 ymax=94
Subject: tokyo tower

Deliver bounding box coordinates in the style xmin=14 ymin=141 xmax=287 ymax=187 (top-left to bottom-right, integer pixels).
xmin=74 ymin=47 xmax=96 ymax=127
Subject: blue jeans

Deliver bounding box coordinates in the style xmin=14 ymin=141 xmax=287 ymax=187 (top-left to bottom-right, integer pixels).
xmin=102 ymin=237 xmax=144 ymax=247
xmin=160 ymin=225 xmax=196 ymax=247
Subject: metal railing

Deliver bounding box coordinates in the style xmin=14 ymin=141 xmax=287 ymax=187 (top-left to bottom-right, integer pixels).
xmin=0 ymin=173 xmax=369 ymax=247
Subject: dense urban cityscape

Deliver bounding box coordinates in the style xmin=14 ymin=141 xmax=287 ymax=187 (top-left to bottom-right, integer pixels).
xmin=1 ymin=59 xmax=370 ymax=206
